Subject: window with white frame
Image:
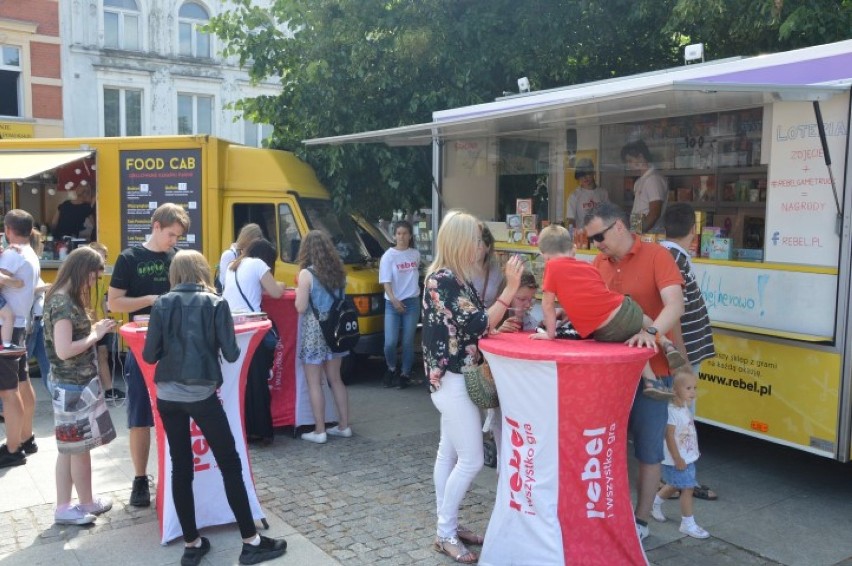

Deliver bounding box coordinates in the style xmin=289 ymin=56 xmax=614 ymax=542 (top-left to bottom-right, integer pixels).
xmin=243 ymin=121 xmax=273 ymax=147
xmin=0 ymin=45 xmax=22 ymax=117
xmin=104 ymin=0 xmax=141 ymax=50
xmin=104 ymin=87 xmax=142 ymax=136
xmin=177 ymin=93 xmax=212 ymax=134
xmin=178 ymin=2 xmax=210 ymax=58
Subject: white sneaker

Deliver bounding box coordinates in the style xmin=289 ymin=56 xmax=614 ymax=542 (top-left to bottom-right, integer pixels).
xmin=55 ymin=505 xmax=96 ymax=525
xmin=78 ymin=497 xmax=113 ymax=515
xmin=651 ymin=504 xmax=666 ymax=522
xmin=326 ymin=426 xmax=352 ymax=438
xmin=679 ymin=522 xmax=710 ymax=539
xmin=635 ymin=520 xmax=649 ymax=542
xmin=301 ymin=431 xmax=327 ymax=444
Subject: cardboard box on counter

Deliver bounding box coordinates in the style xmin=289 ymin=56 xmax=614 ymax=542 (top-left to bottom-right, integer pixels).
xmin=734 ymin=248 xmax=764 ymax=261
xmin=701 ymin=227 xmax=721 ymax=257
xmin=708 ymin=237 xmax=734 ymax=260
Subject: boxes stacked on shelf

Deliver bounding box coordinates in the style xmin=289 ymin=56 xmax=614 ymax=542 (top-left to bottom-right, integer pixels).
xmin=505 ymin=200 xmax=538 ymax=246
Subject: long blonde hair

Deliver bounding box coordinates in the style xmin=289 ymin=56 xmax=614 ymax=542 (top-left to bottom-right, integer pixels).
xmin=169 ymin=250 xmax=216 ymax=293
xmin=425 ymin=210 xmax=479 ymax=281
xmin=235 ymin=223 xmax=264 ymax=251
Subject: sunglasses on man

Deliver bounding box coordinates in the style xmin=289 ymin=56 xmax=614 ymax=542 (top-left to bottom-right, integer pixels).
xmin=588 ymin=222 xmax=617 ymax=243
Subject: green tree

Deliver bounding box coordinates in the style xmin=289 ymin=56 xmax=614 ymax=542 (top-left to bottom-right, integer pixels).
xmin=209 ymin=0 xmax=849 ymax=219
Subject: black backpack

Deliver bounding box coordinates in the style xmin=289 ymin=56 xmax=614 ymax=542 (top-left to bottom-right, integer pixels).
xmin=307 ymin=269 xmax=360 ymax=353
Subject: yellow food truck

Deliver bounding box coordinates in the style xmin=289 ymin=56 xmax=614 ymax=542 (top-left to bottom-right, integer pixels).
xmin=306 ymin=40 xmax=852 ymax=460
xmin=0 ymin=135 xmax=388 ymax=359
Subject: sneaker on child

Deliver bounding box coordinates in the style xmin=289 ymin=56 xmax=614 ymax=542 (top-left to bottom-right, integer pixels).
xmin=651 ymin=504 xmax=666 ymax=522
xmin=181 ymin=537 xmax=211 ymax=566
xmin=104 ymin=388 xmax=126 ymax=400
xmin=679 ymin=522 xmax=710 ymax=539
xmin=54 ymin=505 xmax=96 ymax=525
xmin=78 ymin=497 xmax=113 ymax=515
xmin=300 ymin=431 xmax=327 ymax=444
xmin=239 ymin=535 xmax=287 ymax=565
xmin=635 ymin=518 xmax=650 ymax=541
xmin=326 ymin=426 xmax=352 ymax=438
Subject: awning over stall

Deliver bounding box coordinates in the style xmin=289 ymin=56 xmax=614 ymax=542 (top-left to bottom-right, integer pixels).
xmin=0 ymin=150 xmax=94 ymax=182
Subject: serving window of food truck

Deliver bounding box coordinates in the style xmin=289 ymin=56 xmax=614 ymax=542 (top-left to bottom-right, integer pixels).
xmin=305 ymin=40 xmax=852 ymax=460
xmin=0 ymin=150 xmax=100 ymax=268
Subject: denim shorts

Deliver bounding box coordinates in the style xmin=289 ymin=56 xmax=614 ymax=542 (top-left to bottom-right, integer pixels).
xmin=628 ymin=375 xmax=672 ymax=464
xmin=125 ymin=352 xmax=154 ymax=428
xmin=662 ymin=462 xmax=697 ymax=489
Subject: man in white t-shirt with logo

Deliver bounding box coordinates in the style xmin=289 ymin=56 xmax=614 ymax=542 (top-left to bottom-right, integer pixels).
xmin=379 ymin=220 xmax=421 ymax=389
xmin=622 ymin=140 xmax=668 ymax=233
xmin=0 ymin=210 xmax=41 ymax=468
xmin=565 ymin=158 xmax=609 ymax=227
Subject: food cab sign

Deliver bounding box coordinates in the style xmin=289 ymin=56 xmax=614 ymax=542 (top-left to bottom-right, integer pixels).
xmin=119 ymin=149 xmax=202 ymax=251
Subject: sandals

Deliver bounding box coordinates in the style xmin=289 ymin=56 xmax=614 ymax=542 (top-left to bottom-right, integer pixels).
xmin=662 ymin=342 xmax=689 ymax=371
xmin=457 ymin=526 xmax=485 ymax=546
xmin=642 ymin=378 xmax=675 ymax=401
xmin=660 ymin=481 xmax=718 ymax=501
xmin=434 ymin=536 xmax=478 ymax=564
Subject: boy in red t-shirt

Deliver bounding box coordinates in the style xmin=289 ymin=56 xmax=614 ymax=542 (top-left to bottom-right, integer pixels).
xmin=532 ymin=225 xmax=686 ymax=399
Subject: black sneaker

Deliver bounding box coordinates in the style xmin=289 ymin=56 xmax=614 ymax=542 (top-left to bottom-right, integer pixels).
xmin=0 ymin=444 xmax=26 ymax=468
xmin=181 ymin=537 xmax=211 ymax=566
xmin=382 ymin=368 xmax=397 ymax=388
xmin=239 ymin=535 xmax=287 ymax=565
xmin=104 ymin=388 xmax=126 ymax=400
xmin=397 ymin=374 xmax=411 ymax=390
xmin=130 ymin=475 xmax=151 ymax=507
xmin=21 ymin=435 xmax=38 ymax=455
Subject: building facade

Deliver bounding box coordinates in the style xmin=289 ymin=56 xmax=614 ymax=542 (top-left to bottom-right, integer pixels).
xmin=0 ymin=0 xmax=63 ymax=138
xmin=61 ymin=0 xmax=279 ymax=146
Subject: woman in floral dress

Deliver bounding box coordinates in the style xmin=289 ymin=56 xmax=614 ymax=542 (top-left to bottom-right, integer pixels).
xmin=422 ymin=210 xmax=523 ymax=564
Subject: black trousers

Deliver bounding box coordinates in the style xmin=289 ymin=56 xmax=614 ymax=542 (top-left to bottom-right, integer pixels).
xmin=157 ymin=394 xmax=257 ymax=542
xmin=244 ymin=347 xmax=274 ymax=440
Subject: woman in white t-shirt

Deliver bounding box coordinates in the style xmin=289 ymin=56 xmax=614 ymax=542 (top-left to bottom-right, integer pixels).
xmin=379 ymin=220 xmax=421 ymax=389
xmin=223 ymin=239 xmax=285 ymax=444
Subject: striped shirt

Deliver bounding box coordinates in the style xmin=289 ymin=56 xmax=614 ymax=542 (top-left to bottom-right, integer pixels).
xmin=660 ymin=241 xmax=716 ymax=365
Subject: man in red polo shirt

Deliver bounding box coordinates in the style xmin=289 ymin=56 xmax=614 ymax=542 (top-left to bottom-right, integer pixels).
xmin=583 ymin=202 xmax=685 ymax=544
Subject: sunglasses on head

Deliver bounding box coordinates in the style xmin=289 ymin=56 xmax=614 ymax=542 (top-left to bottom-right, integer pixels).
xmin=588 ymin=222 xmax=617 ymax=243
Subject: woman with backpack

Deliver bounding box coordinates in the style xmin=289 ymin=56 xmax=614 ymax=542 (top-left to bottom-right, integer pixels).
xmin=294 ymin=230 xmax=352 ymax=444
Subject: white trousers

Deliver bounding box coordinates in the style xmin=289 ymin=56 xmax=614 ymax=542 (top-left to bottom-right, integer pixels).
xmin=431 ymin=371 xmax=484 ymax=538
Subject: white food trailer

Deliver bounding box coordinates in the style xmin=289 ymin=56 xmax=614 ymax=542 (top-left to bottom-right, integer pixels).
xmin=306 ymin=40 xmax=852 ymax=460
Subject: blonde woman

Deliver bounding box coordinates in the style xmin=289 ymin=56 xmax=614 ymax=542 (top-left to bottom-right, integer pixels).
xmin=422 ymin=210 xmax=524 ymax=563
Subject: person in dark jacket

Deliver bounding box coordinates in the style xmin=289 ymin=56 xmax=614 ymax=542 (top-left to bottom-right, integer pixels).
xmin=142 ymin=250 xmax=286 ymax=566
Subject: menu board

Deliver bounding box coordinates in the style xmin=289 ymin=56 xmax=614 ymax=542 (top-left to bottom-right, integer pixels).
xmin=764 ymin=95 xmax=848 ymax=266
xmin=119 ymin=149 xmax=202 ymax=251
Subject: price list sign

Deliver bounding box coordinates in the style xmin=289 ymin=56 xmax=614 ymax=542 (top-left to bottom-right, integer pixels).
xmin=119 ymin=149 xmax=202 ymax=251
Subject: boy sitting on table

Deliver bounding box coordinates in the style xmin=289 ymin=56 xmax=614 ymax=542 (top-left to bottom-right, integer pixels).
xmin=531 ymin=224 xmax=687 ymax=400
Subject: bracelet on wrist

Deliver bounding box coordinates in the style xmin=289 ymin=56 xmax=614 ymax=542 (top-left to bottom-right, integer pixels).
xmin=495 ymin=297 xmax=510 ymax=308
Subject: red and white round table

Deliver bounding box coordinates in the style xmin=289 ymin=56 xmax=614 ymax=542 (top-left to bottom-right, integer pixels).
xmin=120 ymin=320 xmax=270 ymax=544
xmin=478 ymin=332 xmax=655 ymax=566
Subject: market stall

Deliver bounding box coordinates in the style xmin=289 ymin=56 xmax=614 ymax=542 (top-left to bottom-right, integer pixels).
xmin=305 ymin=39 xmax=852 ymax=461
xmin=120 ymin=319 xmax=270 ymax=544
xmin=478 ymin=332 xmax=654 ymax=566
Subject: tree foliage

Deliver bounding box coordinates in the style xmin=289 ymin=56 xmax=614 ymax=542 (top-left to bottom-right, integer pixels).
xmin=209 ymin=0 xmax=851 ymax=219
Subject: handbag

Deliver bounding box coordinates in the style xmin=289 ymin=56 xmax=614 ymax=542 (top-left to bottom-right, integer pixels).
xmin=307 ymin=268 xmax=360 ymax=353
xmin=234 ymin=266 xmax=279 ymax=351
xmin=461 ymin=359 xmax=499 ymax=409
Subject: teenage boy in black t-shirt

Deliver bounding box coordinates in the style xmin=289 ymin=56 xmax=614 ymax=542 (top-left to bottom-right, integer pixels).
xmin=108 ymin=203 xmax=189 ymax=506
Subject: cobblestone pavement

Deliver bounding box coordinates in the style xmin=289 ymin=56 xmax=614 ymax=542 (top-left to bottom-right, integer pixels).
xmin=2 ymin=359 xmax=850 ymax=565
